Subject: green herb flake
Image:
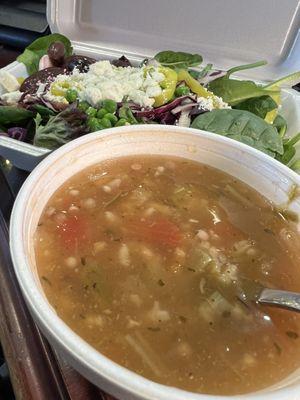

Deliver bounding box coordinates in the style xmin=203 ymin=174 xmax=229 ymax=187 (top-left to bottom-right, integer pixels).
xmin=288 ymin=184 xmax=299 ymax=203
xmin=147 ymin=327 xmax=161 ymax=332
xmin=158 ymin=279 xmax=165 ymax=287
xmin=222 ymin=310 xmax=231 ymax=318
xmin=273 ymin=342 xmax=282 ymax=355
xmin=41 ymin=276 xmax=51 ymax=286
xmin=286 ymin=331 xmax=299 ymax=339
xmin=263 ymin=228 xmax=275 ymax=235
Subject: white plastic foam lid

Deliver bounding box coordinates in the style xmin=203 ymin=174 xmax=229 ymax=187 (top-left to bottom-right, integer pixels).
xmin=47 ymin=0 xmax=300 ymax=81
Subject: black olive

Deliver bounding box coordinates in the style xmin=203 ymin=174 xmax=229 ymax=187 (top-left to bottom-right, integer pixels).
xmin=20 ymin=67 xmax=64 ymax=94
xmin=63 ymin=55 xmax=96 ymax=73
xmin=111 ymin=55 xmax=132 ymax=68
xmin=47 ymin=41 xmax=66 ymax=66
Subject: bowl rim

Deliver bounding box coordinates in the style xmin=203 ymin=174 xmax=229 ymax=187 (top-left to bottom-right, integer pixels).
xmin=9 ymin=125 xmax=300 ymax=400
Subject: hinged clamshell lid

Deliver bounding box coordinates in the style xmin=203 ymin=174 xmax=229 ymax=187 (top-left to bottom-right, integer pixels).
xmin=47 ymin=0 xmax=300 ymax=81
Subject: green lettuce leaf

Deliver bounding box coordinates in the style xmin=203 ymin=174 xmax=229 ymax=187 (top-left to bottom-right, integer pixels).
xmin=33 ymin=105 xmax=88 ymax=149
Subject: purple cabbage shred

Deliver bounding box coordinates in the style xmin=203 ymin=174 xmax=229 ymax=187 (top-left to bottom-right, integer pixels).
xmin=7 ymin=127 xmax=27 ymax=141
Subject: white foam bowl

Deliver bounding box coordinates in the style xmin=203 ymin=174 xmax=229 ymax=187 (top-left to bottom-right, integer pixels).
xmin=10 ymin=125 xmax=300 ymax=400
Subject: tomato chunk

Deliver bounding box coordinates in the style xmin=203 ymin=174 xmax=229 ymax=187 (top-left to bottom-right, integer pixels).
xmin=126 ymin=216 xmax=182 ymax=248
xmin=57 ymin=215 xmax=90 ymax=250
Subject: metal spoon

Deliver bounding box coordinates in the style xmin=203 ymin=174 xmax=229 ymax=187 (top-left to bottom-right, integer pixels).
xmin=257 ymin=288 xmax=300 ymax=312
xmin=238 ymin=281 xmax=300 ymax=313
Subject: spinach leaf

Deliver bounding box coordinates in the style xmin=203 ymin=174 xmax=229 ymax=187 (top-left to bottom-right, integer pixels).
xmin=277 ymin=132 xmax=300 ymax=165
xmin=209 ymin=77 xmax=278 ymax=106
xmin=273 ymin=114 xmax=287 ymax=137
xmin=0 ymin=106 xmax=33 ymax=126
xmin=154 ymin=51 xmax=202 ymax=70
xmin=33 ymin=104 xmax=56 ymax=119
xmin=191 ymin=109 xmax=283 ymax=157
xmin=233 ymin=95 xmax=277 ymax=118
xmin=208 ymin=61 xmax=279 ymax=106
xmin=33 ymin=105 xmax=88 ymax=149
xmin=17 ymin=33 xmax=73 ymax=75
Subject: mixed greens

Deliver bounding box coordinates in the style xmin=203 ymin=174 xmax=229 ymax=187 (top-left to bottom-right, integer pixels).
xmin=0 ymin=33 xmax=300 ymax=170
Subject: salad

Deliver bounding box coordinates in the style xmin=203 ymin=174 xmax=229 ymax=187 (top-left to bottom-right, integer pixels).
xmin=0 ymin=33 xmax=300 ymax=170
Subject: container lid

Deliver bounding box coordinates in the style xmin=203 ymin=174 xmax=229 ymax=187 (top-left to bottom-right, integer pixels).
xmin=47 ymin=0 xmax=300 ymax=81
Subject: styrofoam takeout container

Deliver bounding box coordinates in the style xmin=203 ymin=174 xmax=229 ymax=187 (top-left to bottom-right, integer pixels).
xmin=10 ymin=125 xmax=300 ymax=399
xmin=0 ymin=0 xmax=300 ymax=170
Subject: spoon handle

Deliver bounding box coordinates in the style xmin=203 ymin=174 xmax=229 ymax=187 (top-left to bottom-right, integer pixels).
xmin=259 ymin=288 xmax=300 ymax=312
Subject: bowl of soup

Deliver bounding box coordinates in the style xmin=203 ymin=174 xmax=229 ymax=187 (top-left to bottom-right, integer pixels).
xmin=10 ymin=125 xmax=300 ymax=400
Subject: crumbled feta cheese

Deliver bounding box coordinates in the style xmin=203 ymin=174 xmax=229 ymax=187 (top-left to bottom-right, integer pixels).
xmin=214 ymin=95 xmax=231 ymax=109
xmin=197 ymin=95 xmax=230 ymax=111
xmin=47 ymin=61 xmax=164 ymax=108
xmin=0 ymin=90 xmax=22 ymax=105
xmin=0 ymin=71 xmax=20 ymax=93
xmin=197 ymin=97 xmax=214 ymax=111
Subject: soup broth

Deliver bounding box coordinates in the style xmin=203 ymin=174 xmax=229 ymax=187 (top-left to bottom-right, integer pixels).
xmin=35 ymin=156 xmax=300 ymax=396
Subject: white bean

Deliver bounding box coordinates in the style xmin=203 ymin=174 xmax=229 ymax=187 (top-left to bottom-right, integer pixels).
xmin=105 ymin=211 xmax=117 ymax=222
xmin=175 ymin=247 xmax=186 ymax=258
xmin=64 ymin=257 xmax=78 ymax=268
xmin=148 ymin=301 xmax=170 ymax=322
xmin=69 ymin=205 xmax=79 ymax=213
xmin=102 ymin=185 xmax=112 ymax=193
xmin=46 ymin=206 xmax=56 ymax=217
xmin=129 ymin=294 xmax=142 ymax=307
xmin=86 ymin=315 xmax=104 ymax=328
xmin=108 ymin=178 xmax=122 ymax=189
xmin=126 ymin=317 xmax=141 ymax=329
xmin=119 ymin=244 xmax=131 ymax=267
xmin=196 ymin=229 xmax=209 ymax=241
xmin=82 ymin=198 xmax=96 ymax=209
xmin=54 ymin=212 xmax=67 ymax=223
xmin=177 ymin=342 xmax=192 ymax=357
xmin=69 ymin=189 xmax=79 ymax=196
xmin=131 ymin=163 xmax=142 ymax=171
xmin=144 ymin=207 xmax=156 ymax=217
xmin=93 ymin=241 xmax=107 ymax=254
